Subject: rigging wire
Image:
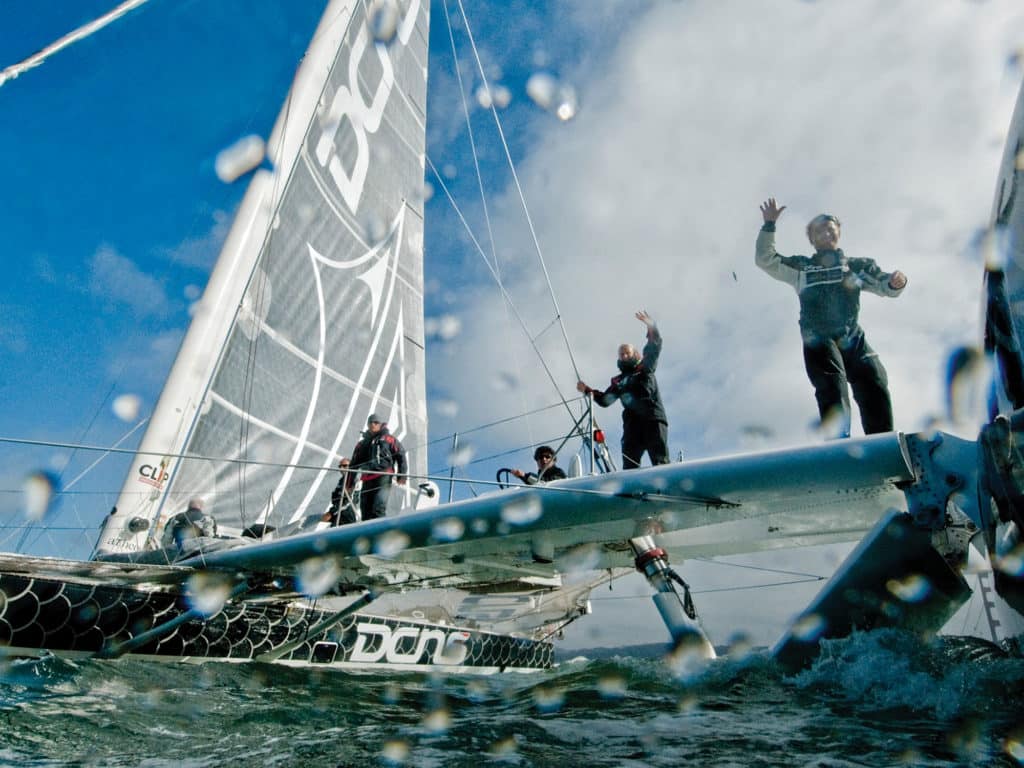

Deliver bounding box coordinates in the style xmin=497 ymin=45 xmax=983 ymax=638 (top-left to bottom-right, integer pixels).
xmin=0 ymin=0 xmax=151 ymax=89
xmin=454 ymin=0 xmax=582 ymax=382
xmin=439 ymin=0 xmax=537 ymax=454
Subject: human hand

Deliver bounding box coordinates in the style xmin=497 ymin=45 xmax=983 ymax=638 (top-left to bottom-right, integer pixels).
xmin=760 ymin=198 xmax=786 ymax=223
xmin=511 ymin=469 xmax=525 ymax=479
xmin=635 ymin=310 xmax=655 ymax=328
xmin=397 ymin=477 xmax=407 ymax=486
xmin=576 ymin=380 xmax=589 ymax=394
xmin=889 ymin=271 xmax=907 ymax=290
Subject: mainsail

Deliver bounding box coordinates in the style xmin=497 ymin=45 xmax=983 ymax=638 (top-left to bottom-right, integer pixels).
xmin=95 ymin=0 xmax=430 ymax=556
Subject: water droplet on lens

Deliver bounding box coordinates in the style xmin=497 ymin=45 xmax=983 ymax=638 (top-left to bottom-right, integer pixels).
xmin=790 ymin=612 xmax=827 ymax=642
xmin=532 ymin=684 xmax=564 ymax=713
xmin=886 ymin=573 xmax=932 ymax=602
xmin=421 ymin=707 xmax=451 ymax=733
xmin=491 ymin=371 xmax=518 ymax=391
xmin=557 ymin=543 xmax=601 ymax=574
xmin=501 ymin=496 xmax=542 ymax=526
xmin=112 ymin=393 xmax=142 ymax=422
xmin=215 ymin=134 xmax=265 ymax=183
xmin=431 ymin=517 xmax=465 ymax=542
xmin=526 ymin=73 xmax=578 ymax=121
xmin=375 ymin=529 xmax=411 ymax=557
xmin=23 ymin=471 xmax=59 ymax=521
xmin=185 ymin=572 xmax=233 ymax=617
xmin=380 ymin=739 xmax=410 ymax=763
xmin=296 ymin=556 xmax=341 ymax=597
xmin=597 ymin=673 xmax=627 ymax=699
xmin=447 ymin=444 xmax=474 ymax=468
xmin=369 ymin=0 xmax=400 ymax=43
xmin=945 ymin=346 xmax=987 ymax=426
xmin=488 ymin=735 xmax=518 ymax=756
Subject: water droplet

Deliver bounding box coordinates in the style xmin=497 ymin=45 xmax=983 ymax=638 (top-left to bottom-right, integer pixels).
xmin=361 ymin=212 xmax=388 ymax=245
xmin=111 ymin=393 xmax=142 ymax=422
xmin=425 ymin=314 xmax=462 ymax=341
xmin=368 ymin=0 xmax=400 ymax=43
xmin=725 ymin=632 xmax=753 ymax=660
xmin=556 ymin=543 xmax=602 ymax=574
xmin=434 ymin=399 xmax=458 ymax=418
xmin=381 ymin=681 xmax=401 ymax=704
xmin=526 ymin=73 xmax=579 ymax=121
xmin=665 ymin=634 xmax=713 ymax=680
xmin=185 ymin=572 xmax=233 ymax=617
xmin=945 ymin=346 xmax=987 ymax=426
xmin=845 ymin=443 xmax=866 ymax=459
xmin=596 ymin=673 xmax=627 ymax=699
xmin=295 ymin=556 xmax=341 ymax=597
xmin=380 ymin=739 xmax=410 ymax=763
xmin=789 ymin=612 xmax=827 ymax=642
xmin=532 ymin=684 xmax=564 ymax=713
xmin=996 ymin=543 xmax=1024 ymax=577
xmin=500 ymin=495 xmax=543 ymax=526
xmin=183 ymin=284 xmax=201 ymax=301
xmin=421 ymin=707 xmax=451 ymax=733
xmin=475 ymin=83 xmax=512 ymax=110
xmin=470 ymin=518 xmax=489 ymax=535
xmin=886 ymin=573 xmax=932 ymax=603
xmin=488 ymin=735 xmax=518 ymax=756
xmin=374 ymin=529 xmax=411 ymax=557
xmin=23 ymin=471 xmax=59 ymax=521
xmin=214 ymin=134 xmax=265 ymax=183
xmin=447 ymin=443 xmax=474 ymax=468
xmin=431 ymin=517 xmax=465 ymax=542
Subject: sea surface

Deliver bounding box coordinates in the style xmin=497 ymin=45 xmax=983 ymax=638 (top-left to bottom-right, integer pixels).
xmin=0 ymin=631 xmax=1021 ymax=767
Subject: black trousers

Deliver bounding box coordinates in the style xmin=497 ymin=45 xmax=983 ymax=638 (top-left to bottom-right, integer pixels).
xmin=360 ymin=475 xmax=393 ymax=520
xmin=802 ymin=327 xmax=893 ymax=437
xmin=622 ymin=420 xmax=670 ymax=469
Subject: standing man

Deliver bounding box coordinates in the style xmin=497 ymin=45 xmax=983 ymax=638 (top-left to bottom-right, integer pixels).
xmin=756 ymin=198 xmax=908 ymax=436
xmin=347 ymin=414 xmax=407 ymax=521
xmin=576 ymin=310 xmax=670 ymax=469
xmin=512 ymin=445 xmax=568 ymax=485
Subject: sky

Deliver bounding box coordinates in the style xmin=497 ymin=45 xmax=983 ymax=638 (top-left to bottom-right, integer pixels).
xmin=0 ymin=0 xmax=1023 ymax=649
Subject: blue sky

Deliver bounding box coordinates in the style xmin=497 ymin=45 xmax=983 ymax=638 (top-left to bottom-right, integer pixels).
xmin=1 ymin=1 xmax=1023 ymax=647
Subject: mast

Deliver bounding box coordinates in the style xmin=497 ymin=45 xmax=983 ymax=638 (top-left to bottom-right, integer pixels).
xmin=95 ymin=0 xmax=430 ymax=557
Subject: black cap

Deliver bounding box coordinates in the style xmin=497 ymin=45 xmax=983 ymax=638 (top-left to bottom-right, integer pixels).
xmin=367 ymin=413 xmax=382 ymax=426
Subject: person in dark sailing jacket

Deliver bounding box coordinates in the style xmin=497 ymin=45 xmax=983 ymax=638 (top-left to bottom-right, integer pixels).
xmin=512 ymin=445 xmax=568 ymax=485
xmin=756 ymin=198 xmax=908 ymax=437
xmin=347 ymin=414 xmax=407 ymax=521
xmin=576 ymin=310 xmax=670 ymax=469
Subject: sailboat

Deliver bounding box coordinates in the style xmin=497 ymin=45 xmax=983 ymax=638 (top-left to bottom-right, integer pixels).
xmin=2 ymin=0 xmax=1024 ymax=672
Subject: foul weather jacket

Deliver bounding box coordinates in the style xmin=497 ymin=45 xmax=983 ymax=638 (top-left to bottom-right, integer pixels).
xmin=586 ymin=326 xmax=667 ymax=427
xmin=755 ymin=222 xmax=904 ymax=343
xmin=347 ymin=426 xmax=408 ymax=488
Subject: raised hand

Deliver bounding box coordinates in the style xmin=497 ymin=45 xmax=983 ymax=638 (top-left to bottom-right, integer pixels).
xmin=635 ymin=309 xmax=655 ymax=328
xmin=760 ymin=197 xmax=786 ymax=223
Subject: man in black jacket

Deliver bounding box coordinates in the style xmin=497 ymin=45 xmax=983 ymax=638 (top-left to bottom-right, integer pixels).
xmin=512 ymin=445 xmax=568 ymax=484
xmin=577 ymin=310 xmax=670 ymax=469
xmin=756 ymin=197 xmax=907 ymax=436
xmin=347 ymin=414 xmax=407 ymax=520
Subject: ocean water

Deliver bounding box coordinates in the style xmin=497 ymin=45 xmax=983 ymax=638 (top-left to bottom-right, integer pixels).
xmin=0 ymin=631 xmax=1021 ymax=768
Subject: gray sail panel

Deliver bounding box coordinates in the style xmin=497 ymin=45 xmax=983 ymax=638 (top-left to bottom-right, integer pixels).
xmin=96 ymin=0 xmax=430 ymax=555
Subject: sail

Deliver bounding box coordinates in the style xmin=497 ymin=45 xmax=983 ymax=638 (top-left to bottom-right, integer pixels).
xmin=95 ymin=0 xmax=430 ymax=556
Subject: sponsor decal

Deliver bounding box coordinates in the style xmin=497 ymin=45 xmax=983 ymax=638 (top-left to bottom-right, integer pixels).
xmin=349 ymin=622 xmax=470 ymax=665
xmin=137 ymin=462 xmax=169 ymax=490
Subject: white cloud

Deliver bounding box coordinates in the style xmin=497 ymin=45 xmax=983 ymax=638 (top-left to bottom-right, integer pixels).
xmin=88 ymin=245 xmax=172 ymax=318
xmin=429 ymin=0 xmax=1024 ymax=465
